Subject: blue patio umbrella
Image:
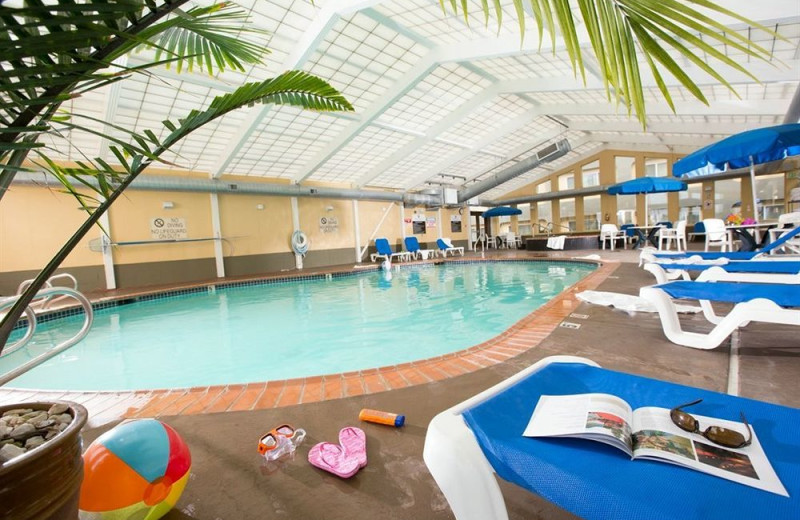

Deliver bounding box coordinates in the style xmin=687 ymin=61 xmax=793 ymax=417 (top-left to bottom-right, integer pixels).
xmin=673 ymin=123 xmax=800 ymax=218
xmin=480 ymin=206 xmax=522 ymax=251
xmin=607 ymin=177 xmax=687 ymax=226
xmin=482 ymin=206 xmax=522 ymax=218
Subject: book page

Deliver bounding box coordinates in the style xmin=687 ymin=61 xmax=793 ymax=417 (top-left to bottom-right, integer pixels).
xmin=523 ymin=394 xmax=633 ymax=454
xmin=631 ymin=407 xmax=788 ymax=496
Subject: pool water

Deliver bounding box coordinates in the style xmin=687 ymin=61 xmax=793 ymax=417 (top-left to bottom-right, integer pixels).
xmin=0 ymin=261 xmax=594 ymax=391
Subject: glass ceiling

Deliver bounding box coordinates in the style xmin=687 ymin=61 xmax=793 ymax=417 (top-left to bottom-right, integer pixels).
xmin=46 ymin=0 xmax=800 ymax=203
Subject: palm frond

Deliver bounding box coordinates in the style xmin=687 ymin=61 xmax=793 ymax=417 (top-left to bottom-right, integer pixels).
xmin=442 ymin=0 xmax=785 ymax=126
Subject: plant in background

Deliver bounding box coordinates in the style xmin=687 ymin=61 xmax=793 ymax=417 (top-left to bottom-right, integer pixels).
xmin=442 ymin=0 xmax=784 ymax=127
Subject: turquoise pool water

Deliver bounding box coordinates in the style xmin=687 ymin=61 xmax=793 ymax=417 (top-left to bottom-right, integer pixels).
xmin=0 ymin=261 xmax=594 ymax=391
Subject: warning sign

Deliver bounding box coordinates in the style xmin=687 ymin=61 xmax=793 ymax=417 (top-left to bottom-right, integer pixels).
xmin=319 ymin=216 xmax=339 ymax=233
xmin=151 ymin=217 xmax=187 ymax=241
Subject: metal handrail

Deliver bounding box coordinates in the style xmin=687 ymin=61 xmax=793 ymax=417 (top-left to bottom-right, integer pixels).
xmin=0 ymin=287 xmax=93 ymax=386
xmin=16 ymin=273 xmax=79 ymax=310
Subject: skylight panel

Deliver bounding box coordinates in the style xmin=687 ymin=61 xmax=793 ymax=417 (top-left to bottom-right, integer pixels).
xmin=314 ymin=126 xmax=417 ymax=185
xmin=438 ymin=95 xmax=534 ymax=146
xmin=371 ymin=141 xmax=463 ymax=189
xmin=378 ymin=63 xmax=493 ymax=133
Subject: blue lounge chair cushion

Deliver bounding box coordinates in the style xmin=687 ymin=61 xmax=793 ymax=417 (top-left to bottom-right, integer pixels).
xmin=436 ymin=238 xmax=448 ymax=250
xmin=375 ymin=238 xmax=393 ymax=256
xmin=655 ymin=280 xmax=800 ymax=307
xmin=404 ymin=236 xmax=420 ymax=253
xmin=656 ymin=260 xmax=800 ymax=274
xmin=462 ymin=362 xmax=800 ymax=520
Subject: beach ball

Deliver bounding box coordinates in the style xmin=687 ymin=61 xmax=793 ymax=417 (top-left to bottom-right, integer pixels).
xmin=79 ymin=419 xmax=191 ymax=520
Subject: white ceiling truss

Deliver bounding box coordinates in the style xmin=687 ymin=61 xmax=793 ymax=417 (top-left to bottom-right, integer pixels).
xmin=49 ymin=1 xmax=800 ymax=202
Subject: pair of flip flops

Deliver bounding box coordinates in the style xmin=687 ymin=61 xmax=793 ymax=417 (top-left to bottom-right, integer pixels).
xmin=308 ymin=427 xmax=367 ymax=479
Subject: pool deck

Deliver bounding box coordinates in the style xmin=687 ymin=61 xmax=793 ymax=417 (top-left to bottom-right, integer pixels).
xmin=2 ymin=248 xmax=799 ymax=520
xmin=0 ymin=254 xmax=616 ymax=428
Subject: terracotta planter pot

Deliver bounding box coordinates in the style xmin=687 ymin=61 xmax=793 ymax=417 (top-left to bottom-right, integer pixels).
xmin=0 ymin=401 xmax=88 ymax=520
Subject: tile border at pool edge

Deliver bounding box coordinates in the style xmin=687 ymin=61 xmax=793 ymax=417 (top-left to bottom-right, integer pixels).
xmin=0 ymin=259 xmax=618 ymax=423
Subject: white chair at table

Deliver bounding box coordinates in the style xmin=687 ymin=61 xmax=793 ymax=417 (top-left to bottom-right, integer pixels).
xmin=505 ymin=231 xmax=521 ymax=249
xmin=658 ymin=220 xmax=687 ymax=252
xmin=702 ymin=218 xmax=730 ymax=252
xmin=768 ymin=212 xmax=800 ymax=254
xmin=599 ymin=224 xmax=626 ymax=250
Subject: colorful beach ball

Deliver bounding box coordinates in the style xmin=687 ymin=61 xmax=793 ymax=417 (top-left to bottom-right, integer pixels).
xmin=79 ymin=419 xmax=191 ymax=520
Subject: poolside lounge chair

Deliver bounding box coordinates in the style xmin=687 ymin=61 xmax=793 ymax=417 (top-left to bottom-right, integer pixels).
xmin=640 ymin=280 xmax=800 ymax=349
xmin=768 ymin=212 xmax=800 ymax=254
xmin=370 ymin=238 xmax=408 ymax=263
xmin=652 ymin=226 xmax=800 ymax=261
xmin=424 ymin=356 xmax=800 ymax=520
xmin=437 ymin=238 xmax=464 ymax=257
xmin=643 ymin=260 xmax=800 ymax=284
xmin=403 ymin=236 xmax=422 ymax=259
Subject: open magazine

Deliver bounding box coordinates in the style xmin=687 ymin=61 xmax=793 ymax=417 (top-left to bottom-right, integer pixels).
xmin=523 ymin=393 xmax=788 ymax=496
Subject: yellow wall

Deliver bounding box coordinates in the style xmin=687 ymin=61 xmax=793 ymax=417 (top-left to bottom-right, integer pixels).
xmin=108 ymin=188 xmax=215 ymax=264
xmin=0 ymin=184 xmax=101 ymax=272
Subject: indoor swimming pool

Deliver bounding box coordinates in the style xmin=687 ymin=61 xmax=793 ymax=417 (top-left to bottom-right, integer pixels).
xmin=0 ymin=261 xmax=595 ymax=391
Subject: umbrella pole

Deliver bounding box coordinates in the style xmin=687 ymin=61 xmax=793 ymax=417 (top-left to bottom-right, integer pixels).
xmin=749 ymin=158 xmax=759 ymax=220
xmin=644 ymin=194 xmax=649 ymax=227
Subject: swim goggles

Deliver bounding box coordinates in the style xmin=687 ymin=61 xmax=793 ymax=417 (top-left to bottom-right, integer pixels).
xmin=257 ymin=424 xmax=306 ymax=456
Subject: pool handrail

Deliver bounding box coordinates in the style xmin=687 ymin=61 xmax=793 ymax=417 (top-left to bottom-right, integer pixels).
xmin=16 ymin=272 xmax=79 ymax=310
xmin=0 ymin=287 xmax=93 ymax=386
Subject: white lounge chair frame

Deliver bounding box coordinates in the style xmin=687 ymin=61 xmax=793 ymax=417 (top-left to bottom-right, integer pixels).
xmin=439 ymin=238 xmax=465 ymax=257
xmin=423 ymin=356 xmax=599 ymax=520
xmin=639 ymin=284 xmax=800 ymax=349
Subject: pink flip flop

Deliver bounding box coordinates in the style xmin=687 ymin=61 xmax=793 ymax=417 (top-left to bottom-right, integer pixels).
xmin=338 ymin=427 xmax=367 ymax=469
xmin=308 ymin=442 xmax=361 ymax=479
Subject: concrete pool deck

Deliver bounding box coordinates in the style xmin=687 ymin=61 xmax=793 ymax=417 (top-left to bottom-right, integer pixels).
xmin=2 ymin=249 xmax=799 ymax=519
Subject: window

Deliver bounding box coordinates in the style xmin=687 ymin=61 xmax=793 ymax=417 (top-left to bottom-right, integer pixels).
xmin=558 ymin=172 xmax=574 ymax=191
xmin=647 ymin=192 xmax=669 ymax=226
xmin=537 ymin=180 xmax=551 ymax=194
xmin=615 ymin=156 xmax=636 ymax=183
xmin=559 ymin=198 xmax=576 ymax=232
xmin=518 ymin=203 xmax=531 ymax=236
xmin=536 ymin=201 xmax=552 ymax=234
xmin=617 ymin=194 xmax=636 ymax=226
xmin=583 ymin=195 xmax=601 ymax=231
xmin=679 ymin=183 xmax=702 ymax=226
xmin=582 ymin=161 xmax=600 ymax=188
xmin=755 ymin=173 xmax=785 ymax=221
xmin=645 ymin=158 xmax=668 ymax=177
xmin=714 ymin=178 xmax=742 ymax=219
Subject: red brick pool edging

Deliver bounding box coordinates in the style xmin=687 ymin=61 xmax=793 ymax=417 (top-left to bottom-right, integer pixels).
xmin=0 ymin=259 xmax=618 ymax=424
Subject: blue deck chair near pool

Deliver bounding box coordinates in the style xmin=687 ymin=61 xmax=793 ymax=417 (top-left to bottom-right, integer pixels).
xmin=642 ymin=260 xmax=800 ymax=284
xmin=436 ymin=238 xmax=464 ymax=257
xmin=404 ymin=236 xmax=423 ymax=260
xmin=370 ymin=238 xmax=407 ymax=263
xmin=640 ymin=280 xmax=800 ymax=349
xmin=424 ymin=356 xmax=800 ymax=520
xmin=653 ymin=226 xmax=800 ymax=261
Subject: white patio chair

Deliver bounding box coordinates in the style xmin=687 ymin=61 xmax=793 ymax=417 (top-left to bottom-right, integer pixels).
xmin=658 ymin=220 xmax=687 ymax=251
xmin=702 ymin=218 xmax=729 ymax=252
xmin=599 ymin=224 xmax=625 ymax=250
xmin=768 ymin=212 xmax=800 ymax=254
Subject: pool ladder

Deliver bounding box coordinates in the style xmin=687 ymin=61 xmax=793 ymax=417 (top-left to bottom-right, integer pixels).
xmin=0 ymin=286 xmax=94 ymax=386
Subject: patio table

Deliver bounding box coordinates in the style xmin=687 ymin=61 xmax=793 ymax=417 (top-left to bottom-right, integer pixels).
xmin=628 ymin=224 xmax=666 ymax=249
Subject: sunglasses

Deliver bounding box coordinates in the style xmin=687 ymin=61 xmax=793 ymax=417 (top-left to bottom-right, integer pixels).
xmin=257 ymin=424 xmax=298 ymax=455
xmin=670 ymin=399 xmax=752 ymax=449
